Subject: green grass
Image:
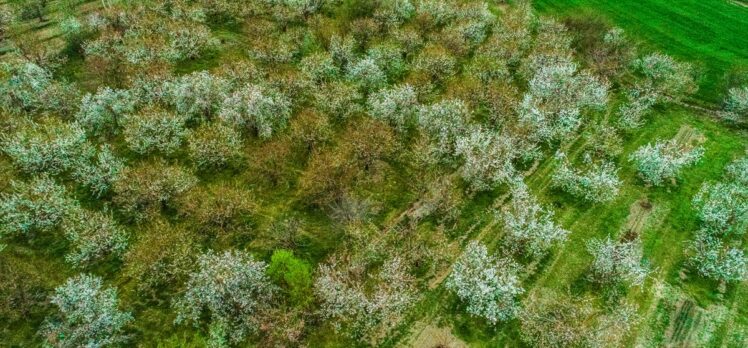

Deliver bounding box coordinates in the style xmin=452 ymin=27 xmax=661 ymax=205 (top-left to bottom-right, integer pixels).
xmin=533 ymin=0 xmax=748 ymax=105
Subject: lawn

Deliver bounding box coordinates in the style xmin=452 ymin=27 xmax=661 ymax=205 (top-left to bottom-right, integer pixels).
xmin=533 ymin=0 xmax=748 ymax=105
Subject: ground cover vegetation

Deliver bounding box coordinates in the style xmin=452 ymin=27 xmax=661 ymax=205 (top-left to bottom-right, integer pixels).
xmin=1 ymin=0 xmax=748 ymax=347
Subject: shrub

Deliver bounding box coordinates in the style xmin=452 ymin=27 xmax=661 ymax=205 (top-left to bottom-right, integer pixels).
xmin=267 ymin=250 xmax=313 ymax=307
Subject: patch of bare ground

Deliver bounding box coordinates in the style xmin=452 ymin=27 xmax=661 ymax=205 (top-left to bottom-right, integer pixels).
xmin=401 ymin=322 xmax=468 ymax=348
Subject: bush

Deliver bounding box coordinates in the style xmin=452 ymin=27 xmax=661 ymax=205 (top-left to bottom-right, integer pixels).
xmin=267 ymin=250 xmax=313 ymax=307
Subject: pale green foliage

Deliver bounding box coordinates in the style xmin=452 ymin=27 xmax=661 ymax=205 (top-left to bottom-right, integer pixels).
xmin=165 ymin=71 xmax=229 ymax=121
xmin=122 ymin=109 xmax=189 ymax=155
xmin=0 ymin=61 xmax=51 ymax=114
xmin=628 ymin=139 xmax=704 ymax=186
xmin=315 ymin=257 xmax=416 ymax=344
xmin=501 ymin=182 xmax=569 ymax=258
xmin=0 ymin=177 xmax=77 ymax=237
xmin=187 ymin=123 xmax=243 ymax=169
xmin=174 ymin=250 xmax=275 ymax=346
xmin=688 ymin=230 xmax=747 ymax=283
xmin=446 ymin=241 xmax=524 ymax=324
xmin=41 ymin=274 xmax=132 ymax=348
xmin=347 ymin=57 xmax=387 ymax=92
xmin=518 ymin=59 xmax=608 ymax=142
xmin=374 ymin=0 xmax=414 ymax=27
xmin=634 ymin=52 xmax=697 ymax=97
xmin=367 ymin=43 xmax=408 ymax=79
xmin=71 ymin=145 xmax=125 ymax=197
xmin=454 ymin=126 xmax=518 ymax=191
xmin=76 ymin=87 xmax=137 ymax=135
xmin=1 ymin=120 xmax=90 ymax=175
xmin=416 ymin=0 xmax=457 ymax=26
xmin=62 ymin=209 xmax=127 ymax=266
xmin=219 ymin=84 xmax=292 ymax=139
xmin=164 ymin=24 xmax=217 ymax=62
xmin=367 ymin=84 xmax=418 ymax=131
xmin=552 ymin=153 xmax=621 ymax=203
xmin=300 ymin=52 xmax=339 ymax=83
xmin=723 ymin=86 xmax=748 ymax=122
xmin=586 ymin=236 xmax=649 ymax=286
xmin=417 ymin=99 xmax=471 ymax=157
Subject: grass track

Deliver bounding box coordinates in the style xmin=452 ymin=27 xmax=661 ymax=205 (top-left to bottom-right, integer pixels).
xmin=533 ymin=0 xmax=748 ymax=105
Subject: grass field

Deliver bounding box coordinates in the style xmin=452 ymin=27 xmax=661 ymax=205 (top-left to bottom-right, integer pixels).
xmin=533 ymin=0 xmax=748 ymax=105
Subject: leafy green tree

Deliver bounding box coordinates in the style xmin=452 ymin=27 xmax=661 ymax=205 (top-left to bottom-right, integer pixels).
xmin=123 ymin=108 xmax=189 ymax=156
xmin=267 ymin=250 xmax=313 ymax=307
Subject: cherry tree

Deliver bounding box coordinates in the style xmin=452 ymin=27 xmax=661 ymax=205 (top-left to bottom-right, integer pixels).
xmin=41 ymin=274 xmax=132 ymax=348
xmin=219 ymin=84 xmax=292 ymax=139
xmin=445 ymin=241 xmax=524 ymax=324
xmin=164 ymin=71 xmax=229 ymax=121
xmin=174 ymin=250 xmax=275 ymax=346
xmin=417 ymin=99 xmax=471 ymax=158
xmin=187 ymin=122 xmax=243 ymax=170
xmin=76 ymin=87 xmax=137 ymax=135
xmin=62 ymin=209 xmax=127 ymax=267
xmin=71 ymin=144 xmax=125 ymax=198
xmin=0 ymin=176 xmax=77 ymax=237
xmin=501 ymin=182 xmax=569 ymax=258
xmin=723 ymin=86 xmax=748 ymax=122
xmin=367 ymin=84 xmax=418 ymax=131
xmin=687 ymin=230 xmax=747 ymax=283
xmin=315 ymin=257 xmax=416 ymax=344
xmin=122 ymin=109 xmax=189 ymax=156
xmin=1 ymin=120 xmax=90 ymax=176
xmin=552 ymin=153 xmax=621 ymax=203
xmin=628 ymin=139 xmax=703 ymax=186
xmin=454 ymin=126 xmax=518 ymax=191
xmin=586 ymin=236 xmax=650 ymax=287
xmin=518 ymin=59 xmax=608 ymax=142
